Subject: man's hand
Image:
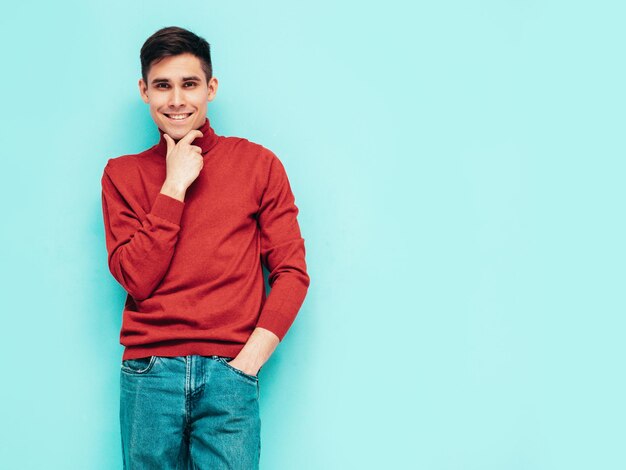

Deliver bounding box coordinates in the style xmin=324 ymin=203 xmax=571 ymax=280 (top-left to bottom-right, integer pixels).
xmin=227 ymin=328 xmax=280 ymax=376
xmin=160 ymin=129 xmax=204 ymax=202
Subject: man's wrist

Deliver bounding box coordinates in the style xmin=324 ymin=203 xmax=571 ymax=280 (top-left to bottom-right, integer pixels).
xmin=160 ymin=181 xmax=187 ymax=202
xmin=231 ymin=327 xmax=280 ymax=375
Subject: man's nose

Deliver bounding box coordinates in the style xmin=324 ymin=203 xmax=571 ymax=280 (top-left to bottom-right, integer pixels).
xmin=169 ymin=86 xmax=185 ymax=107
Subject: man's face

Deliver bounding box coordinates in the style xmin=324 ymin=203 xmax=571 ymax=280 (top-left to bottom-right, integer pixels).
xmin=138 ymin=53 xmax=218 ymax=140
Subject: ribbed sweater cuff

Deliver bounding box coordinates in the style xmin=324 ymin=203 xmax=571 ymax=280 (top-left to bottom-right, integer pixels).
xmin=151 ymin=192 xmax=185 ymax=225
xmin=256 ymin=309 xmax=294 ymax=342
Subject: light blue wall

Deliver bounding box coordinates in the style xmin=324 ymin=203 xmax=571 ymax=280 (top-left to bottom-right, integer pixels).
xmin=1 ymin=1 xmax=625 ymax=468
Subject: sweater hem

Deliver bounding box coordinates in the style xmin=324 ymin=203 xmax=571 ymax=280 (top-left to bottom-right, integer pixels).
xmin=122 ymin=342 xmax=245 ymax=361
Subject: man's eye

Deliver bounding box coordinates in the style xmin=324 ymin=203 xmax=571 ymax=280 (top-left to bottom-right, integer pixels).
xmin=155 ymin=83 xmax=195 ymax=89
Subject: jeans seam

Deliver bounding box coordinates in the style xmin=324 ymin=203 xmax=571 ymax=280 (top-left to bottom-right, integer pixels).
xmin=184 ymin=355 xmax=191 ymax=431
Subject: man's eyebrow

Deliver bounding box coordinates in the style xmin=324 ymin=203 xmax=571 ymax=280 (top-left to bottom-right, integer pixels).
xmin=151 ymin=76 xmax=202 ymax=85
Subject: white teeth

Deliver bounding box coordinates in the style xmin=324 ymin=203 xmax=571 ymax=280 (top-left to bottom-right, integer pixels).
xmin=167 ymin=113 xmax=191 ymax=120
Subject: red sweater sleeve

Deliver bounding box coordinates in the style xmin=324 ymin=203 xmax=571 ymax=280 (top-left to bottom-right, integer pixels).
xmin=101 ymin=163 xmax=185 ymax=301
xmin=255 ymin=155 xmax=310 ymax=341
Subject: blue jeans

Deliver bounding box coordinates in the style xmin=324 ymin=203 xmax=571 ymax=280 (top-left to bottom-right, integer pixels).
xmin=120 ymin=355 xmax=261 ymax=469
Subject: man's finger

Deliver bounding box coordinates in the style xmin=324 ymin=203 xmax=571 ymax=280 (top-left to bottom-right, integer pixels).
xmin=179 ymin=129 xmax=203 ymax=146
xmin=163 ymin=134 xmax=174 ymax=154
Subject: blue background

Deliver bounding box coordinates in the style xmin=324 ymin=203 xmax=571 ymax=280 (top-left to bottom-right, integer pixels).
xmin=1 ymin=1 xmax=625 ymax=468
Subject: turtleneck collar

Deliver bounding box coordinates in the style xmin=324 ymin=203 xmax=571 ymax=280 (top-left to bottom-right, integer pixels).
xmin=155 ymin=116 xmax=219 ymax=157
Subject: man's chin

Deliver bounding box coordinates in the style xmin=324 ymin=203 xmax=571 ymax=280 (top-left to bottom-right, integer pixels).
xmin=160 ymin=124 xmax=189 ymax=140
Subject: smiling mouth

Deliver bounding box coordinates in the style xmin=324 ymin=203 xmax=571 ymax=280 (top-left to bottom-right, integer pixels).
xmin=164 ymin=112 xmax=193 ymax=122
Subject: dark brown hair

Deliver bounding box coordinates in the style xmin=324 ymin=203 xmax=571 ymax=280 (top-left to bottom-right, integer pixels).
xmin=140 ymin=26 xmax=212 ymax=84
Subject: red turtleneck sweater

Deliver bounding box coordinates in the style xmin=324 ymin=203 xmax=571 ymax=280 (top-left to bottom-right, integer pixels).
xmin=101 ymin=117 xmax=310 ymax=360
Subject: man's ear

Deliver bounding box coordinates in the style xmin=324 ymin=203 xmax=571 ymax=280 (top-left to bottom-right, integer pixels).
xmin=207 ymin=77 xmax=219 ymax=102
xmin=138 ymin=78 xmax=149 ymax=103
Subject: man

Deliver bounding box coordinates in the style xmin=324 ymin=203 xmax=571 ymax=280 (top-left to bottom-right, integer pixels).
xmin=101 ymin=26 xmax=310 ymax=469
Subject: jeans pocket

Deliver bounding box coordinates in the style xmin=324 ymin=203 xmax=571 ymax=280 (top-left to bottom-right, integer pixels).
xmin=121 ymin=356 xmax=157 ymax=374
xmin=216 ymin=357 xmax=259 ymax=383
